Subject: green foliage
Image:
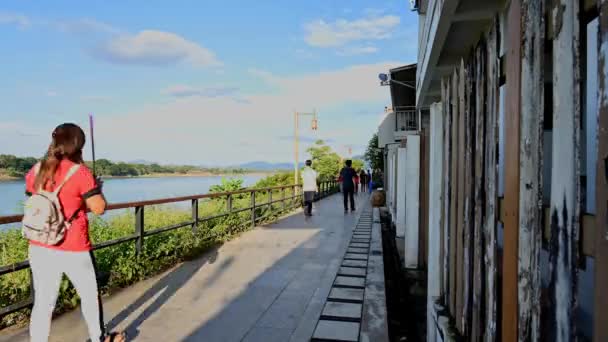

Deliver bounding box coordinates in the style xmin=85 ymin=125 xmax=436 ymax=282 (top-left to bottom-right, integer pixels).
xmin=351 ymin=159 xmax=365 ymax=172
xmin=253 ymin=171 xmax=295 ymax=188
xmin=209 ymin=178 xmax=245 ymax=193
xmin=364 ymin=133 xmax=384 ymax=171
xmin=306 ymin=140 xmax=342 ymax=182
xmin=0 ymin=155 xmax=38 ymax=178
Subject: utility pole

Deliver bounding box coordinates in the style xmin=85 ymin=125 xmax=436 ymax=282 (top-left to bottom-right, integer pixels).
xmin=294 ymin=110 xmax=299 ymax=186
xmin=294 ymin=109 xmax=318 ymax=186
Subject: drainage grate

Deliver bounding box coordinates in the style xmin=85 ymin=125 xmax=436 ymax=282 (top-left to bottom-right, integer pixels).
xmin=311 ymin=210 xmax=374 ymax=342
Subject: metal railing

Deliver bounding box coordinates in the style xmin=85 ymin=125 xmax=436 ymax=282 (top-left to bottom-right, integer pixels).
xmin=0 ymin=181 xmax=339 ymax=317
xmin=395 ymin=106 xmax=419 ymax=131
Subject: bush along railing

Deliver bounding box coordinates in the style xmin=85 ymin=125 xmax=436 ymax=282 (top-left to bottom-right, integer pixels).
xmin=0 ymin=181 xmax=338 ymax=328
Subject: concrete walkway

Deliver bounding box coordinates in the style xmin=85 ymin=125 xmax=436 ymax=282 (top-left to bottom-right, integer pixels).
xmin=0 ymin=193 xmax=370 ymax=342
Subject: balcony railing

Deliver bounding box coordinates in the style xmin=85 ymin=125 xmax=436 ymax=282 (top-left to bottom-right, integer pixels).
xmin=395 ymin=107 xmax=420 ymax=132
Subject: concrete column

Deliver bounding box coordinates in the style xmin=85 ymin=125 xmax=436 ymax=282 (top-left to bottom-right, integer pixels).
xmin=427 ymin=102 xmax=444 ymax=342
xmin=386 ymin=151 xmax=393 ymax=215
xmin=404 ymin=135 xmax=420 ymax=269
xmin=391 ymin=149 xmax=398 ymax=218
xmin=396 ymin=147 xmax=407 ymax=238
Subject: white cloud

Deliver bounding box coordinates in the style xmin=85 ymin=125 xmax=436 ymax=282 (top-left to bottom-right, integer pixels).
xmin=56 ymin=18 xmax=120 ymax=35
xmin=46 ymin=91 xmax=58 ymax=97
xmin=89 ymin=61 xmax=399 ymax=164
xmin=304 ymin=15 xmax=400 ymax=48
xmin=162 ymin=85 xmax=240 ymax=98
xmin=0 ymin=12 xmax=30 ymax=29
xmin=336 ymin=46 xmax=378 ymax=56
xmin=93 ymin=30 xmax=221 ymax=67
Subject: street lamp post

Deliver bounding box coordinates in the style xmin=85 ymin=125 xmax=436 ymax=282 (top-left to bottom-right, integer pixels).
xmin=294 ymin=110 xmax=318 ymax=186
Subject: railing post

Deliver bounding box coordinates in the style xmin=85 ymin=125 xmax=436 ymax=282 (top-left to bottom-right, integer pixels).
xmin=282 ymin=187 xmax=286 ymax=211
xmin=298 ymin=185 xmax=303 ymax=208
xmin=28 ymin=268 xmax=35 ymax=309
xmin=135 ymin=205 xmax=144 ymax=256
xmin=191 ymin=199 xmax=199 ymax=232
xmin=268 ymin=190 xmax=273 ymax=214
xmin=251 ymin=191 xmax=256 ymax=227
xmin=227 ymin=194 xmax=233 ymax=213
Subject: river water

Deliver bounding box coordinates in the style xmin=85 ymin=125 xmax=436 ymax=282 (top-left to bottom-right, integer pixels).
xmin=0 ymin=175 xmax=265 ymax=218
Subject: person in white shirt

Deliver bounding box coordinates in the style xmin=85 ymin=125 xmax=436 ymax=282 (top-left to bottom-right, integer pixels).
xmin=301 ymin=159 xmax=318 ymax=216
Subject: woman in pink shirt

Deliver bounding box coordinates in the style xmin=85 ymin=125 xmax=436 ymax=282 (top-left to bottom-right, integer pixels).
xmin=24 ymin=123 xmax=125 ymax=342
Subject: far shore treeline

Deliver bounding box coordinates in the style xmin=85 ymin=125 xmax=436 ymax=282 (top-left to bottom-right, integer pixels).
xmin=0 ymin=154 xmax=252 ymax=179
xmin=0 ymin=140 xmax=370 ymax=181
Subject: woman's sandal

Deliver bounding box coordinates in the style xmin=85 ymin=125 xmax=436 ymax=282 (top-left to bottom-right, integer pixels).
xmin=103 ymin=331 xmax=127 ymax=342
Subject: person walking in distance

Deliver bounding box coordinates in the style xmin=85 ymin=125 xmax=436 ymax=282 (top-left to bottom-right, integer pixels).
xmin=301 ymin=159 xmax=318 ymax=216
xmin=339 ymin=160 xmax=357 ymax=213
xmin=359 ymin=169 xmax=367 ymax=193
xmin=22 ymin=123 xmax=126 ymax=342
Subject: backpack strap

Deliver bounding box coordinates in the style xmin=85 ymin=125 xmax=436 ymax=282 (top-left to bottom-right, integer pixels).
xmin=32 ymin=162 xmax=42 ymax=192
xmin=53 ymin=164 xmax=81 ymax=195
xmin=33 ymin=162 xmax=41 ymax=175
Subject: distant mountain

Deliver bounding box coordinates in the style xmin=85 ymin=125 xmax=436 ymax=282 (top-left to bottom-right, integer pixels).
xmin=237 ymin=161 xmax=303 ymax=171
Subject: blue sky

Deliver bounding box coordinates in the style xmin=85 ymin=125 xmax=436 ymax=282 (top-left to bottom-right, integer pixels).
xmin=0 ymin=1 xmax=418 ymax=166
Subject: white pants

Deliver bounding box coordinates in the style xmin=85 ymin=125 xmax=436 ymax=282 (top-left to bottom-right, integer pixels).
xmin=28 ymin=244 xmax=104 ymax=342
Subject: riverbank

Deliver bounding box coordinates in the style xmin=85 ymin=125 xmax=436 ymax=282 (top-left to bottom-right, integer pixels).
xmin=108 ymin=171 xmax=276 ymax=178
xmin=0 ymin=173 xmax=18 ymax=181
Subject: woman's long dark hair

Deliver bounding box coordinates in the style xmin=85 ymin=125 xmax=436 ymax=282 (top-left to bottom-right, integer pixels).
xmin=34 ymin=123 xmax=86 ymax=190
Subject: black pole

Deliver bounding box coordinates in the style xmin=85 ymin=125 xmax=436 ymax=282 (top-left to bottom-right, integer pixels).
xmin=89 ymin=114 xmax=96 ymax=177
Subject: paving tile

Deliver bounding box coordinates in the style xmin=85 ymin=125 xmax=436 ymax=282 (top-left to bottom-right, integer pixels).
xmin=322 ymin=302 xmax=363 ymax=320
xmin=347 ymin=247 xmax=368 ymax=254
xmin=242 ymin=327 xmax=294 ymax=342
xmin=338 ymin=267 xmax=366 ymax=277
xmin=344 ymin=253 xmax=367 ymax=260
xmin=312 ymin=320 xmax=360 ymax=342
xmin=334 ymin=276 xmax=365 ymax=288
xmin=255 ymin=294 xmax=310 ymax=330
xmin=328 ymin=288 xmax=365 ymax=302
xmin=341 ymin=259 xmax=367 ymax=268
xmin=353 ymin=233 xmax=371 ymax=238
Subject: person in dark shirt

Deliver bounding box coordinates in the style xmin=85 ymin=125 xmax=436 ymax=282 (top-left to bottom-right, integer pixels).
xmin=359 ymin=170 xmax=367 ymax=193
xmin=339 ymin=160 xmax=357 ymax=212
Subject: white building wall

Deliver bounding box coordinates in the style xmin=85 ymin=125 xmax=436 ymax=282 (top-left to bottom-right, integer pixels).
xmin=396 ymin=147 xmax=407 ymax=238
xmin=378 ymin=112 xmax=396 ymax=148
xmin=404 ymin=135 xmax=420 ymax=269
xmin=427 ymin=102 xmax=443 ymax=342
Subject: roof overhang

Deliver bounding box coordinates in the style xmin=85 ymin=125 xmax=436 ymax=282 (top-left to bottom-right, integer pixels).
xmin=416 ymin=0 xmax=507 ymax=107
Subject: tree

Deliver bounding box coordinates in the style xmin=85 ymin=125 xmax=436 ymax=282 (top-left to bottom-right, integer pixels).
xmin=364 ymin=133 xmax=384 ymax=171
xmin=306 ymin=140 xmax=342 ymax=182
xmin=351 ymin=159 xmax=365 ymax=172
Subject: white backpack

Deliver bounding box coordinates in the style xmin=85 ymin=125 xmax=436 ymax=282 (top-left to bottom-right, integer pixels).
xmin=22 ymin=163 xmax=81 ymax=245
